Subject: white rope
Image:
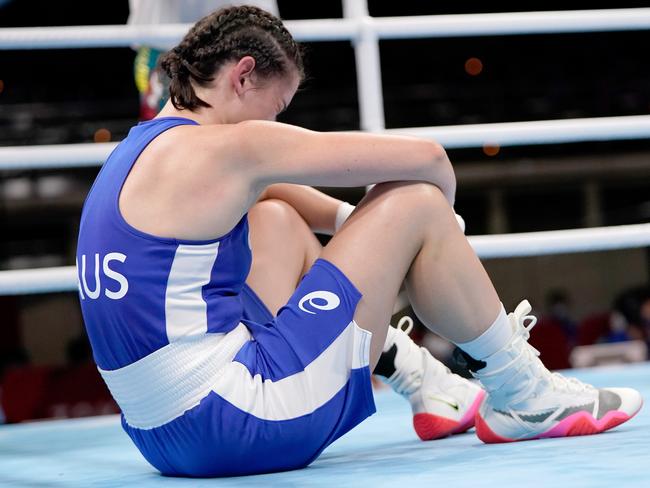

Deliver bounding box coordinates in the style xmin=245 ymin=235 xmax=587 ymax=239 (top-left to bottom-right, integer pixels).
xmin=0 ymin=143 xmax=118 ymax=170
xmin=2 ymin=223 xmax=650 ymax=295
xmin=373 ymin=8 xmax=650 ymax=39
xmin=470 ymin=223 xmax=650 ymax=259
xmin=0 ymin=20 xmax=357 ymax=50
xmin=2 ymin=115 xmax=649 ymax=171
xmin=0 ymin=266 xmax=78 ymax=295
xmin=384 ymin=115 xmax=650 ymax=148
xmin=1 ymin=9 xmax=649 ymax=49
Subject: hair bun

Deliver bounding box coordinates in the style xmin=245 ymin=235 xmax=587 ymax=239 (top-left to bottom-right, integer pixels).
xmin=159 ymin=50 xmax=186 ymax=79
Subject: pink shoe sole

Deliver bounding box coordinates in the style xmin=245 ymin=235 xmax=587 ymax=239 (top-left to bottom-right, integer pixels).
xmin=413 ymin=389 xmax=486 ymax=441
xmin=476 ymin=399 xmax=643 ymax=443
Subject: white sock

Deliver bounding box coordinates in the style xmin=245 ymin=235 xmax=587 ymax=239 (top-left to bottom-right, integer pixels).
xmin=456 ymin=304 xmax=511 ymax=361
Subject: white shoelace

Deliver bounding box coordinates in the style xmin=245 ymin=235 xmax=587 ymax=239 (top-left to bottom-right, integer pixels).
xmin=512 ymin=307 xmax=594 ymax=395
xmin=397 ymin=315 xmax=414 ymax=335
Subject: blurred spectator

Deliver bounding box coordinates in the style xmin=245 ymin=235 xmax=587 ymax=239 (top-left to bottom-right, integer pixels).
xmin=128 ymin=0 xmax=279 ymax=120
xmin=637 ymin=295 xmax=650 ymax=345
xmin=606 ymin=310 xmax=633 ymax=343
xmin=543 ymin=289 xmax=578 ymax=345
xmin=0 ymin=347 xmax=30 ymax=378
xmin=578 ymin=285 xmax=650 ymax=348
xmin=612 ymin=285 xmax=650 ymax=342
xmin=65 ymin=333 xmax=93 ymax=365
xmin=578 ymin=310 xmax=630 ymax=346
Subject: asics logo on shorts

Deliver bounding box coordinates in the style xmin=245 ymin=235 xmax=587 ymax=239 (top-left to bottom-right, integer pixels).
xmin=298 ymin=291 xmax=341 ymax=315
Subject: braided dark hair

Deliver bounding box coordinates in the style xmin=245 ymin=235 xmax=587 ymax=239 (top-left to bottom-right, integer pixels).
xmin=159 ymin=6 xmax=304 ymax=111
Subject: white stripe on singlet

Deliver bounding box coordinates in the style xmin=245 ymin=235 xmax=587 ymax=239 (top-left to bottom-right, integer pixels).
xmin=99 ymin=321 xmax=372 ymax=429
xmin=165 ymin=242 xmax=220 ymax=342
xmin=211 ymin=320 xmax=371 ymax=421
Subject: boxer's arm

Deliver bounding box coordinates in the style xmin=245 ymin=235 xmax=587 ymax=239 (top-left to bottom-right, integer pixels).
xmin=257 ymin=183 xmax=344 ymax=234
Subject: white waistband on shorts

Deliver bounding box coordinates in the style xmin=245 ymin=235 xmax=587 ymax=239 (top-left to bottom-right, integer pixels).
xmin=98 ymin=323 xmax=251 ymax=430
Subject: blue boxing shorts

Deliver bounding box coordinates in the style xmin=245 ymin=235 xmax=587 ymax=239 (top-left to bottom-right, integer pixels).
xmin=122 ymin=258 xmax=376 ymax=477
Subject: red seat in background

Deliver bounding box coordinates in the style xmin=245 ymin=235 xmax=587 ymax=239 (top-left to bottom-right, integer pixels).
xmin=39 ymin=362 xmax=119 ymax=419
xmin=1 ymin=366 xmax=52 ymax=423
xmin=1 ymin=363 xmax=118 ymax=423
xmin=528 ymin=317 xmax=571 ymax=370
xmin=577 ymin=312 xmax=611 ymax=346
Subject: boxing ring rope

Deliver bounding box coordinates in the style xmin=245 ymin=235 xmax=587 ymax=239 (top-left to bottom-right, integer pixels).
xmin=1 ymin=4 xmax=649 ymax=295
xmin=2 ymin=223 xmax=650 ymax=295
xmin=1 ymin=8 xmax=649 ymax=49
xmin=0 ymin=143 xmax=118 ymax=171
xmin=2 ymin=115 xmax=650 ymax=171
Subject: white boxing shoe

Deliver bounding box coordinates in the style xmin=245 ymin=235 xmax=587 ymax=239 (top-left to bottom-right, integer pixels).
xmin=471 ymin=300 xmax=643 ymax=443
xmin=376 ymin=317 xmax=486 ymax=440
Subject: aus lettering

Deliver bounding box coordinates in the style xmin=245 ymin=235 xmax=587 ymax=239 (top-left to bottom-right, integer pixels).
xmin=77 ymin=253 xmax=129 ymax=300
